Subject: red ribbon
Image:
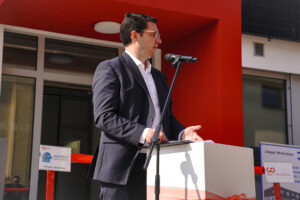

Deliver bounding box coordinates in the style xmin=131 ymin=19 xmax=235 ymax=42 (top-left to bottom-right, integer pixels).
xmin=4 ymin=188 xmax=29 ymax=192
xmin=226 ymin=193 xmax=256 ymax=200
xmin=71 ymin=153 xmax=93 ymax=163
xmin=254 ymin=166 xmax=265 ymax=174
xmin=46 ymin=170 xmax=55 ymax=200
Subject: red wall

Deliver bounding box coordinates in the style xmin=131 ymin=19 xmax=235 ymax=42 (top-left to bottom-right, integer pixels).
xmin=160 ymin=1 xmax=243 ymax=146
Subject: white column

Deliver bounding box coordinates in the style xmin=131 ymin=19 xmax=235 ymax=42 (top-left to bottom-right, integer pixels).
xmin=0 ymin=138 xmax=8 ymax=200
xmin=290 ymin=75 xmax=300 ymax=145
xmin=28 ymin=36 xmax=45 ymax=200
xmin=0 ymin=25 xmax=4 ymax=96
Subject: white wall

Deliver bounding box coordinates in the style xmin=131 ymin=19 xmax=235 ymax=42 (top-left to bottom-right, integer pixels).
xmin=242 ymin=34 xmax=300 ymax=75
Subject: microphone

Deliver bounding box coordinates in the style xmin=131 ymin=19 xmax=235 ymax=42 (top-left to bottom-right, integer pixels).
xmin=165 ymin=53 xmax=198 ymax=63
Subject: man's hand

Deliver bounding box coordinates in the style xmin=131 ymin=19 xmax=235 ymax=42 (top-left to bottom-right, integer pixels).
xmin=145 ymin=128 xmax=168 ymax=143
xmin=181 ymin=125 xmax=203 ymax=142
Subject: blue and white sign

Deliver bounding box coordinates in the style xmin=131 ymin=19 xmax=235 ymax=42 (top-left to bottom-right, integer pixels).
xmin=39 ymin=145 xmax=71 ymax=172
xmin=260 ymin=142 xmax=300 ymax=200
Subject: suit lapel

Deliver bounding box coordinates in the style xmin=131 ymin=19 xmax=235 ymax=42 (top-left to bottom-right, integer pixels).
xmin=120 ymin=53 xmax=151 ymax=97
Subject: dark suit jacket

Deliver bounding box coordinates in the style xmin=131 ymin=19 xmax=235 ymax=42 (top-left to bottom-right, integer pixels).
xmin=88 ymin=52 xmax=185 ymax=185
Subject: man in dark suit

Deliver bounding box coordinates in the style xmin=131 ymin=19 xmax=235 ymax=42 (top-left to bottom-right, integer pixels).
xmin=89 ymin=12 xmax=203 ymax=200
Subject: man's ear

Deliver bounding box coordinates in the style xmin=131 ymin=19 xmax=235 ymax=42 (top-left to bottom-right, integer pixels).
xmin=130 ymin=30 xmax=138 ymax=42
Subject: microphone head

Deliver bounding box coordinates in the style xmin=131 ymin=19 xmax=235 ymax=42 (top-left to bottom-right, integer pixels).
xmin=164 ymin=53 xmax=173 ymax=62
xmin=164 ymin=53 xmax=199 ymax=63
xmin=191 ymin=57 xmax=198 ymax=62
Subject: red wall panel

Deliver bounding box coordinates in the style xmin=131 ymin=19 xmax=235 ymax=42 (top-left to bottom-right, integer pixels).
xmin=161 ymin=0 xmax=243 ymax=146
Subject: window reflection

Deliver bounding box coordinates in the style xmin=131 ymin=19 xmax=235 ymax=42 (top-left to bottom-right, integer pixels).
xmin=44 ymin=38 xmax=118 ymax=74
xmin=3 ymin=32 xmax=37 ymax=70
xmin=243 ymin=75 xmax=287 ymax=149
xmin=0 ymin=75 xmax=35 ymax=200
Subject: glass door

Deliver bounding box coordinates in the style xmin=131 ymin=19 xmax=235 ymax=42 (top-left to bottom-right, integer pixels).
xmin=38 ymin=85 xmax=100 ymax=200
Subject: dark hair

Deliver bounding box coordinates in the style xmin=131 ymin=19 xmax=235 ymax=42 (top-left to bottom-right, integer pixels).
xmin=120 ymin=12 xmax=158 ymax=46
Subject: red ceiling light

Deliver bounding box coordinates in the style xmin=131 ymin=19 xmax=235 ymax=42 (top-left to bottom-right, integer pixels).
xmin=94 ymin=21 xmax=121 ymax=34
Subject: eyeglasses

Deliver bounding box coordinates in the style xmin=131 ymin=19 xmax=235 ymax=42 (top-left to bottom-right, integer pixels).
xmin=142 ymin=30 xmax=161 ymax=39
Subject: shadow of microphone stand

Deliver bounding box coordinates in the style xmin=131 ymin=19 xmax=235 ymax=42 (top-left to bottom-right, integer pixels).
xmin=180 ymin=152 xmax=201 ymax=200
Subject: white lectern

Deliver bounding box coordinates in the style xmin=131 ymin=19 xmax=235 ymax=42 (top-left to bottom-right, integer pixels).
xmin=146 ymin=142 xmax=256 ymax=200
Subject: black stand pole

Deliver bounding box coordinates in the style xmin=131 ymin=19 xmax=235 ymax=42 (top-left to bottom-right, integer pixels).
xmin=143 ymin=58 xmax=183 ymax=200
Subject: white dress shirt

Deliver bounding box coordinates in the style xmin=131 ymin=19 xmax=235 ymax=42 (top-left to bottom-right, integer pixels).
xmin=125 ymin=50 xmax=162 ymax=144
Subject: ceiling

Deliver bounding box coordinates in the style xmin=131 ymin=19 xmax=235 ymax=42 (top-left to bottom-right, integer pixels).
xmin=0 ymin=0 xmax=216 ymax=46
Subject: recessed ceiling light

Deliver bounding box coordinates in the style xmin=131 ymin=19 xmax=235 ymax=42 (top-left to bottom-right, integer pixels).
xmin=48 ymin=54 xmax=73 ymax=65
xmin=94 ymin=21 xmax=121 ymax=34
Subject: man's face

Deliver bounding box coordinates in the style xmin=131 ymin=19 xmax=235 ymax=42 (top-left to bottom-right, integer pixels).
xmin=12 ymin=177 xmax=19 ymax=184
xmin=137 ymin=22 xmax=162 ymax=59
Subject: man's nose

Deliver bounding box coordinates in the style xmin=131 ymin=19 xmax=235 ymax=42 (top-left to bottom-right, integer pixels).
xmin=156 ymin=37 xmax=162 ymax=44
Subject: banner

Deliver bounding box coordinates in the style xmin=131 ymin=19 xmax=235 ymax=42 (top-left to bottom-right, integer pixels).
xmin=260 ymin=142 xmax=300 ymax=199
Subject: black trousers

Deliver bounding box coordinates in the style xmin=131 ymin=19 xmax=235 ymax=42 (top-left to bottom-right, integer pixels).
xmin=99 ymin=154 xmax=146 ymax=200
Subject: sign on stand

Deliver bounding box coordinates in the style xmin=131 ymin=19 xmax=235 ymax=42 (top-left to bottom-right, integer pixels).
xmin=39 ymin=145 xmax=71 ymax=172
xmin=264 ymin=162 xmax=294 ymax=183
xmin=260 ymin=142 xmax=300 ymax=200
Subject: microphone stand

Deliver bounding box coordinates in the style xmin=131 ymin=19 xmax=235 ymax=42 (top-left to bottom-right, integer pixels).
xmin=143 ymin=56 xmax=182 ymax=200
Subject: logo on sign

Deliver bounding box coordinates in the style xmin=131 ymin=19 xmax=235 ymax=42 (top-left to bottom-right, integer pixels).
xmin=266 ymin=167 xmax=275 ymax=174
xmin=42 ymin=152 xmax=52 ymax=163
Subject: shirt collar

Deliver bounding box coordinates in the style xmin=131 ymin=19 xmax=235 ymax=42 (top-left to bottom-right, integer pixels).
xmin=125 ymin=50 xmax=152 ymax=74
